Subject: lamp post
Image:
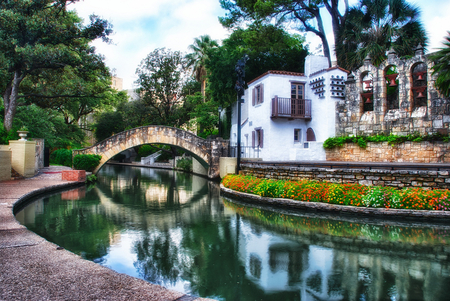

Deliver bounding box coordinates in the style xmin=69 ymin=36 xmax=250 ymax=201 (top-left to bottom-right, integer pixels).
xmin=218 ymin=105 xmax=222 ymax=137
xmin=234 ymin=55 xmax=249 ymax=173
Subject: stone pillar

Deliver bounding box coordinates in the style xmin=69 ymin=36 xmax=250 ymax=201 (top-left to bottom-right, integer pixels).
xmin=0 ymin=147 xmax=11 ymax=181
xmin=219 ymin=157 xmax=237 ymax=178
xmin=9 ymin=140 xmax=36 ymax=177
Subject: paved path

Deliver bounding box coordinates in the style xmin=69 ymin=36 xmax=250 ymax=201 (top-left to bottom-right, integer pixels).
xmin=0 ymin=167 xmax=211 ymax=301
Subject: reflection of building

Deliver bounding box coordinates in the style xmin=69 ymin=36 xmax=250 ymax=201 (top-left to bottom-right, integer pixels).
xmin=231 ymin=215 xmax=450 ymax=300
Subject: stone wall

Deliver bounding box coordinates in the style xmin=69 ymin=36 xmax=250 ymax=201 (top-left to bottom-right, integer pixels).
xmin=326 ymin=141 xmax=450 ymax=163
xmin=239 ymin=162 xmax=450 ymax=189
xmin=0 ymin=148 xmax=11 ymax=181
xmin=337 ymin=47 xmax=450 ymax=137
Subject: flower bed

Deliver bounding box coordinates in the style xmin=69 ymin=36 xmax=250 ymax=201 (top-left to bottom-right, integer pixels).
xmin=222 ymin=175 xmax=450 ymax=211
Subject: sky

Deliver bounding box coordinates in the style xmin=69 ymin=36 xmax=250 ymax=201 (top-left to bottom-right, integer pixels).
xmin=71 ymin=0 xmax=450 ymax=90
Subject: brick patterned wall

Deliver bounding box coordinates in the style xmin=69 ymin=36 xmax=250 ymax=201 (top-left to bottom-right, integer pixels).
xmin=62 ymin=170 xmax=86 ymax=182
xmin=325 ymin=141 xmax=450 ymax=163
xmin=239 ymin=163 xmax=450 ymax=189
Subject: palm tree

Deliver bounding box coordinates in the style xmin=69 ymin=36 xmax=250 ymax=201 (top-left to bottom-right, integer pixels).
xmin=430 ymin=32 xmax=450 ymax=97
xmin=336 ymin=0 xmax=427 ymax=70
xmin=186 ymin=35 xmax=219 ymax=97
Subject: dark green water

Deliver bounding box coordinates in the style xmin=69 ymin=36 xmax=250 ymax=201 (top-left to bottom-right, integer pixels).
xmin=15 ymin=165 xmax=450 ymax=301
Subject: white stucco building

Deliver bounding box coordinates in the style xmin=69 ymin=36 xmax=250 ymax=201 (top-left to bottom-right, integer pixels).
xmin=230 ymin=55 xmax=348 ymax=161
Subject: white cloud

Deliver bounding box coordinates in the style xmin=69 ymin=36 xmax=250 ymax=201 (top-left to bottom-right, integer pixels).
xmin=70 ymin=0 xmax=229 ymax=89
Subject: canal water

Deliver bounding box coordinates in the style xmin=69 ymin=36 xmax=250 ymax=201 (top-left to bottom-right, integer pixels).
xmin=15 ymin=165 xmax=450 ymax=301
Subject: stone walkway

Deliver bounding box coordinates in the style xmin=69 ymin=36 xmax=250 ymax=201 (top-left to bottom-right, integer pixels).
xmin=0 ymin=166 xmax=212 ymax=301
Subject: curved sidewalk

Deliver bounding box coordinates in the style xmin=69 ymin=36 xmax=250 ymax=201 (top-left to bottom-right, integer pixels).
xmin=0 ymin=167 xmax=211 ymax=301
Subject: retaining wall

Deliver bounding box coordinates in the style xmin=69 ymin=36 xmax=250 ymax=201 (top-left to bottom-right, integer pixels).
xmin=239 ymin=162 xmax=450 ymax=189
xmin=325 ymin=141 xmax=450 ymax=163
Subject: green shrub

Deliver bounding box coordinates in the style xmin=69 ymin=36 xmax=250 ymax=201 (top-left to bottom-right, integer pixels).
xmin=50 ymin=149 xmax=73 ymax=167
xmin=138 ymin=145 xmax=155 ymax=157
xmin=254 ymin=179 xmax=285 ymax=198
xmin=73 ymin=154 xmax=102 ymax=172
xmin=176 ymin=158 xmax=192 ymax=172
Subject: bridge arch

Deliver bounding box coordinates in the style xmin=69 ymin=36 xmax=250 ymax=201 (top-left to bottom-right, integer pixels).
xmin=73 ymin=126 xmax=229 ymax=179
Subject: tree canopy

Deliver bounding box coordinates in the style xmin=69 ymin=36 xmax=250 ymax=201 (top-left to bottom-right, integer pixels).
xmin=219 ymin=0 xmax=347 ymax=66
xmin=206 ymin=23 xmax=309 ymax=107
xmin=0 ymin=0 xmax=112 ymax=132
xmin=135 ymin=48 xmax=193 ymax=128
xmin=336 ymin=0 xmax=428 ymax=70
xmin=431 ymin=32 xmax=450 ymax=98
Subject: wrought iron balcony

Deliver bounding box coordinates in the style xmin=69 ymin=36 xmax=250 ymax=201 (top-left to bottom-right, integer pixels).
xmin=271 ymin=96 xmax=311 ymax=119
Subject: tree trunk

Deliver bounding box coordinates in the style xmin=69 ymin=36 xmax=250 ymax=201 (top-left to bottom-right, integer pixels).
xmin=314 ymin=10 xmax=332 ymax=67
xmin=3 ymin=70 xmax=24 ymax=132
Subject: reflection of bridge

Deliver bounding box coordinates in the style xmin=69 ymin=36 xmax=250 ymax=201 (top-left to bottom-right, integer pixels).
xmin=73 ymin=126 xmax=229 ymax=178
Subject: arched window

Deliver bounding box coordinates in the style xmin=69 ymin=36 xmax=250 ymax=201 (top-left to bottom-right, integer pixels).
xmin=385 ymin=65 xmax=399 ymax=110
xmin=306 ymin=128 xmax=316 ymax=141
xmin=411 ymin=63 xmax=427 ymax=108
xmin=361 ymin=72 xmax=373 ymax=112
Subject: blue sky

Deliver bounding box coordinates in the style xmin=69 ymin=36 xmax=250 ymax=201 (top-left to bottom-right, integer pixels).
xmin=71 ymin=0 xmax=450 ymax=90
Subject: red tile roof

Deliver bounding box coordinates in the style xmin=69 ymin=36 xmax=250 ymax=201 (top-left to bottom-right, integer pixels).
xmin=247 ymin=70 xmax=305 ymax=85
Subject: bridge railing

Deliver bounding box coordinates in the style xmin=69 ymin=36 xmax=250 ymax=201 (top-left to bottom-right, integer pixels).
xmin=141 ymin=150 xmax=162 ymax=165
xmin=229 ymin=144 xmax=261 ymax=159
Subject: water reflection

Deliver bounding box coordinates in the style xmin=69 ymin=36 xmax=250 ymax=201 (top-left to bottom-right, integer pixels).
xmin=15 ymin=165 xmax=450 ymax=301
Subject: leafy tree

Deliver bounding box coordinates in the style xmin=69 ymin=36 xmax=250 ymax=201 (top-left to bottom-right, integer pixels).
xmin=186 ymin=35 xmax=219 ymax=97
xmin=219 ymin=0 xmax=348 ymax=66
xmin=94 ymin=111 xmax=125 ymax=142
xmin=206 ymin=23 xmax=308 ymax=107
xmin=336 ymin=0 xmax=428 ymax=70
xmin=186 ymin=93 xmax=220 ymax=137
xmin=0 ymin=103 xmax=85 ymax=148
xmin=135 ymin=48 xmax=192 ymax=128
xmin=23 ymin=67 xmax=127 ymax=126
xmin=0 ymin=0 xmax=112 ymax=132
xmin=430 ymin=32 xmax=450 ymax=97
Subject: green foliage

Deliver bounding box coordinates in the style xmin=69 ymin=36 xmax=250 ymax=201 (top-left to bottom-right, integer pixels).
xmin=138 ymin=145 xmax=155 ymax=157
xmin=206 ymin=23 xmax=308 ymax=107
xmin=336 ymin=0 xmax=428 ymax=70
xmin=135 ymin=48 xmax=192 ymax=128
xmin=323 ymin=133 xmax=450 ymax=149
xmin=430 ymin=32 xmax=450 ymax=97
xmin=73 ymin=154 xmax=102 ymax=172
xmin=254 ymin=179 xmax=285 ymax=198
xmin=85 ymin=174 xmax=97 ymax=184
xmin=0 ymin=0 xmax=112 ymax=131
xmin=50 ymin=149 xmax=73 ymax=167
xmin=186 ymin=94 xmax=220 ymax=136
xmin=219 ymin=0 xmax=340 ymax=65
xmin=94 ymin=111 xmax=125 ymax=142
xmin=0 ymin=104 xmax=85 ymax=148
xmin=176 ymin=158 xmax=193 ymax=172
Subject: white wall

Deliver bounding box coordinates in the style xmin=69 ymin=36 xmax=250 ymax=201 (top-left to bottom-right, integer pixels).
xmin=231 ymin=56 xmax=347 ymax=162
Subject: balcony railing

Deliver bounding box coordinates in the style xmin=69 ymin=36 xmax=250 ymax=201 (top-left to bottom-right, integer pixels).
xmin=271 ymin=96 xmax=311 ymax=119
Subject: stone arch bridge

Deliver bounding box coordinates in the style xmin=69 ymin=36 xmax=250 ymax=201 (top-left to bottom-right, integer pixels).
xmin=73 ymin=126 xmax=229 ymax=179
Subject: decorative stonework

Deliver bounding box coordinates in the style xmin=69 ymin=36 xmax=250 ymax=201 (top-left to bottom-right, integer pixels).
xmin=74 ymin=126 xmax=229 ymax=179
xmin=337 ymin=50 xmax=450 ymax=137
xmin=326 ymin=141 xmax=450 ymax=163
xmin=239 ymin=162 xmax=450 ymax=189
xmin=62 ymin=170 xmax=86 ymax=182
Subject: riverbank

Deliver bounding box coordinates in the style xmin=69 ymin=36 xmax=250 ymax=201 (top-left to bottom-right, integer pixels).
xmin=0 ymin=166 xmax=212 ymax=301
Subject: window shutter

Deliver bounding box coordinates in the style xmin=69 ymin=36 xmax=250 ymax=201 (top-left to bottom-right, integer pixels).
xmin=260 ymin=84 xmax=264 ymax=103
xmin=252 ymin=131 xmax=255 ymax=148
xmin=260 ymin=129 xmax=264 ymax=148
xmin=306 ymin=128 xmax=316 ymax=141
xmin=252 ymin=88 xmax=255 ymax=106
